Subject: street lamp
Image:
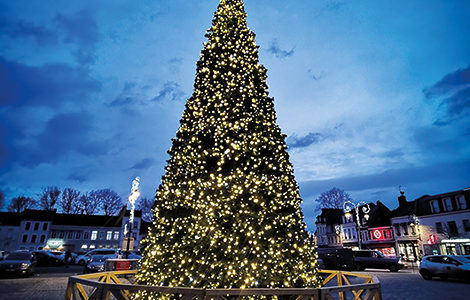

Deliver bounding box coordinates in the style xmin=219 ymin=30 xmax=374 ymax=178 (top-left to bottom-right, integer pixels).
xmin=124 ymin=177 xmax=140 ymax=259
xmin=343 ymin=200 xmax=370 ymax=249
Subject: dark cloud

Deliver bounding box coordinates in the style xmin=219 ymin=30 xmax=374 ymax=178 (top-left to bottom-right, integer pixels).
xmin=287 ymin=132 xmax=323 ymax=148
xmin=130 ymin=158 xmax=155 ymax=170
xmin=423 ymin=66 xmax=470 ymax=124
xmin=299 ymin=160 xmax=470 ymax=199
xmin=168 ymin=57 xmax=183 ymax=64
xmin=55 ymin=10 xmax=99 ymax=64
xmin=0 ymin=18 xmax=57 ymax=46
xmin=109 ymin=82 xmax=139 ymax=107
xmin=151 ymin=81 xmax=185 ymax=102
xmin=267 ymin=39 xmax=294 ymax=58
xmin=67 ymin=167 xmax=90 ymax=183
xmin=423 ymin=66 xmax=470 ymax=98
xmin=6 ymin=112 xmax=109 ymax=168
xmin=0 ymin=56 xmax=101 ymax=107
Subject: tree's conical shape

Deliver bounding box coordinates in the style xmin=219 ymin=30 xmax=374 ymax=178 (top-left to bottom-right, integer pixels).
xmin=137 ymin=0 xmax=320 ymax=294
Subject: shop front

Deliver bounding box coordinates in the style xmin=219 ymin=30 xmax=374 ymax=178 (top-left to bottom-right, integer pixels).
xmin=397 ymin=241 xmax=420 ymax=262
xmin=363 ymin=227 xmax=397 ymax=257
xmin=439 ymin=238 xmax=470 ymax=255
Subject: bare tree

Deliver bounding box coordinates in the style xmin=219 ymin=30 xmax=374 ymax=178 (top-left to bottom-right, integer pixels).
xmin=61 ymin=188 xmax=81 ymax=214
xmin=97 ymin=189 xmax=123 ymax=216
xmin=137 ymin=197 xmax=155 ymax=222
xmin=39 ymin=186 xmax=61 ymax=210
xmin=0 ymin=190 xmax=4 ymax=210
xmin=79 ymin=192 xmax=99 ymax=215
xmin=8 ymin=196 xmax=36 ymax=212
xmin=315 ymin=187 xmax=352 ymax=211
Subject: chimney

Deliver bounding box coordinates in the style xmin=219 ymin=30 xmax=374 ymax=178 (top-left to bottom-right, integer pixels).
xmin=398 ymin=191 xmax=407 ymax=207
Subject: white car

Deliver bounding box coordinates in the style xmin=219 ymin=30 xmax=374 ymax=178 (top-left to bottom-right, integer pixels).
xmin=419 ymin=255 xmax=470 ymax=280
xmin=76 ymin=249 xmax=119 ymax=265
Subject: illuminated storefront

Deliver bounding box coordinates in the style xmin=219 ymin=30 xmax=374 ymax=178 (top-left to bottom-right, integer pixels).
xmin=363 ymin=227 xmax=397 ymax=257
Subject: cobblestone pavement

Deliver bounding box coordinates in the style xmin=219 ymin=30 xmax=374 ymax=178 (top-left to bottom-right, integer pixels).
xmin=361 ymin=268 xmax=470 ymax=300
xmin=0 ymin=266 xmax=469 ymax=300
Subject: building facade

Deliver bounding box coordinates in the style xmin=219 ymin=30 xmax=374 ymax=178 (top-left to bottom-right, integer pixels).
xmin=0 ymin=207 xmax=150 ymax=253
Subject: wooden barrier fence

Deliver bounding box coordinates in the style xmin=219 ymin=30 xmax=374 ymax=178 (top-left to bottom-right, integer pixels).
xmin=65 ymin=270 xmax=381 ymax=300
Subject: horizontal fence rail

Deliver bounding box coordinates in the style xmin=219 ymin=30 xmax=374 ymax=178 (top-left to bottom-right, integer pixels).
xmin=65 ymin=270 xmax=381 ymax=300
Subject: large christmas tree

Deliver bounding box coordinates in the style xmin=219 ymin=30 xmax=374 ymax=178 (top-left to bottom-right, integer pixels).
xmin=137 ymin=0 xmax=320 ymax=292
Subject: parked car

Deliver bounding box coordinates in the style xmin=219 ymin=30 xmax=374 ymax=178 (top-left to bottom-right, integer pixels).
xmin=33 ymin=250 xmax=65 ymax=267
xmin=0 ymin=250 xmax=36 ymax=277
xmin=317 ymin=247 xmax=355 ymax=270
xmin=0 ymin=250 xmax=8 ymax=261
xmin=76 ymin=249 xmax=119 ymax=266
xmin=353 ymin=250 xmax=404 ymax=272
xmin=84 ymin=253 xmax=118 ymax=273
xmin=419 ymin=255 xmax=470 ymax=280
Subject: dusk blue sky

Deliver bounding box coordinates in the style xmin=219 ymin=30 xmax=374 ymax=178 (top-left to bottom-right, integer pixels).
xmin=1 ymin=0 xmax=469 ymax=229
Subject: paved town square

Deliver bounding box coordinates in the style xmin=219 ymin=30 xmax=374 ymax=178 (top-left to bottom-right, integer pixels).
xmin=0 ymin=267 xmax=468 ymax=300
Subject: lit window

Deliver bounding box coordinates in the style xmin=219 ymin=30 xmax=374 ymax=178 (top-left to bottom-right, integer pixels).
xmin=457 ymin=195 xmax=467 ymax=210
xmin=91 ymin=231 xmax=98 ymax=240
xmin=106 ymin=231 xmax=112 ymax=240
xmin=430 ymin=200 xmax=440 ymax=213
xmin=443 ymin=198 xmax=453 ymax=211
xmin=113 ymin=232 xmax=120 ymax=240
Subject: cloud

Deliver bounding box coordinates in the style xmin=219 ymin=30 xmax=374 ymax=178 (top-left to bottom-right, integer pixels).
xmin=0 ymin=18 xmax=57 ymax=46
xmin=130 ymin=158 xmax=155 ymax=170
xmin=267 ymin=39 xmax=294 ymax=58
xmin=423 ymin=66 xmax=470 ymax=124
xmin=0 ymin=56 xmax=101 ymax=107
xmin=109 ymin=82 xmax=139 ymax=107
xmin=11 ymin=112 xmax=109 ymax=168
xmin=151 ymin=81 xmax=185 ymax=102
xmin=55 ymin=9 xmax=99 ymax=65
xmin=299 ymin=160 xmax=470 ymax=199
xmin=307 ymin=69 xmax=325 ymax=81
xmin=423 ymin=66 xmax=470 ymax=98
xmin=287 ymin=132 xmax=323 ymax=148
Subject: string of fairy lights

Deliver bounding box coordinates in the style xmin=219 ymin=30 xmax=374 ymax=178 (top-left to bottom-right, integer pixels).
xmin=136 ymin=1 xmax=320 ymax=297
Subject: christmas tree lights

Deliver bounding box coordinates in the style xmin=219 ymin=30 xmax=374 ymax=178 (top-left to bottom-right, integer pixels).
xmin=137 ymin=0 xmax=320 ymax=295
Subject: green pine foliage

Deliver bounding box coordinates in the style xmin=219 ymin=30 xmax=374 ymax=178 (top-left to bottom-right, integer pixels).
xmin=137 ymin=0 xmax=320 ymax=294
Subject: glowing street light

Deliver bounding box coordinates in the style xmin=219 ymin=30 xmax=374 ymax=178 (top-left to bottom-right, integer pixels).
xmin=343 ymin=200 xmax=370 ymax=249
xmin=125 ymin=177 xmax=140 ymax=259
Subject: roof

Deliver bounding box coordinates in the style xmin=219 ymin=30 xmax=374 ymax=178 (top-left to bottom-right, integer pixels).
xmin=315 ymin=208 xmax=343 ymax=225
xmin=21 ymin=209 xmax=56 ymax=221
xmin=391 ymin=188 xmax=469 ymax=217
xmin=0 ymin=212 xmax=21 ymax=226
xmin=52 ymin=213 xmax=123 ymax=228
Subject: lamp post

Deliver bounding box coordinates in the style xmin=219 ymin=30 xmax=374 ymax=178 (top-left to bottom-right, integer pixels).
xmin=343 ymin=200 xmax=370 ymax=249
xmin=125 ymin=177 xmax=140 ymax=259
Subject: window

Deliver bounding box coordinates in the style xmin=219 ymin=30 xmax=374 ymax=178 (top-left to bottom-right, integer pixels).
xmin=463 ymin=220 xmax=470 ymax=232
xmin=84 ymin=232 xmax=89 ymax=239
xmin=59 ymin=232 xmax=64 ymax=238
xmin=91 ymin=231 xmax=98 ymax=240
xmin=457 ymin=195 xmax=467 ymax=210
xmin=402 ymin=223 xmax=408 ymax=235
xmin=31 ymin=235 xmax=37 ymax=243
xmin=430 ymin=200 xmax=440 ymax=213
xmin=25 ymin=222 xmax=31 ymax=230
xmin=106 ymin=231 xmax=112 ymax=240
xmin=133 ymin=221 xmax=139 ymax=229
xmin=22 ymin=234 xmax=28 ymax=243
xmin=42 ymin=223 xmax=48 ymax=231
xmin=76 ymin=232 xmax=81 ymax=239
xmin=40 ymin=235 xmax=46 ymax=243
xmin=51 ymin=231 xmax=57 ymax=238
xmin=34 ymin=222 xmax=39 ymax=230
xmin=99 ymin=231 xmax=105 ymax=240
xmin=68 ymin=232 xmax=73 ymax=239
xmin=113 ymin=231 xmax=119 ymax=240
xmin=436 ymin=222 xmax=444 ymax=233
xmin=394 ymin=224 xmax=401 ymax=236
xmin=443 ymin=197 xmax=453 ymax=211
xmin=447 ymin=221 xmax=458 ymax=237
